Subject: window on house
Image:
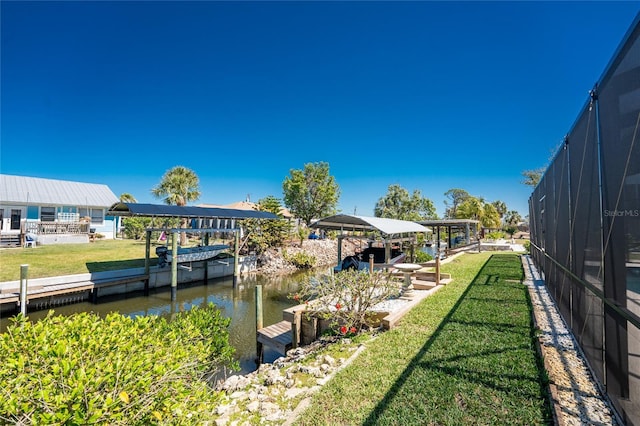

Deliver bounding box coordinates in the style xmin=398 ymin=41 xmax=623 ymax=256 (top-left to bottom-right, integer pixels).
xmin=79 ymin=208 xmax=104 ymax=225
xmin=10 ymin=209 xmax=21 ymax=230
xmin=91 ymin=209 xmax=104 ymax=225
xmin=41 ymin=207 xmax=56 ymax=222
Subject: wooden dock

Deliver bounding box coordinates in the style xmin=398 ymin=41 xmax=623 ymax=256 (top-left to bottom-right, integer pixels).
xmin=0 ymin=274 xmax=149 ymax=310
xmin=256 ymin=320 xmax=293 ymax=362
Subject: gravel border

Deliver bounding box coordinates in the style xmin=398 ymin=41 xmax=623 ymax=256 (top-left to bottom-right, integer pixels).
xmin=522 ymin=255 xmax=620 ymax=426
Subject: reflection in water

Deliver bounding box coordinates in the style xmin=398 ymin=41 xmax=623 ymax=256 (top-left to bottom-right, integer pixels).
xmin=2 ymin=267 xmax=332 ymax=375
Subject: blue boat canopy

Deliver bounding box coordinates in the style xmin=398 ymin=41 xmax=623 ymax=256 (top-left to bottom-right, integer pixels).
xmin=107 ymin=202 xmax=278 ymax=220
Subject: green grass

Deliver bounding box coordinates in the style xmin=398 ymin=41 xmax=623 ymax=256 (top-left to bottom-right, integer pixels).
xmin=294 ymin=253 xmax=551 ymax=425
xmin=0 ymin=240 xmax=159 ymax=282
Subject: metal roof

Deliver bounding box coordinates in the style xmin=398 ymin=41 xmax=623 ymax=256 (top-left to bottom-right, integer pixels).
xmin=107 ymin=203 xmax=278 ymax=220
xmin=0 ymin=174 xmax=119 ymax=207
xmin=311 ymin=214 xmax=429 ymax=236
xmin=418 ymin=219 xmax=479 ymax=227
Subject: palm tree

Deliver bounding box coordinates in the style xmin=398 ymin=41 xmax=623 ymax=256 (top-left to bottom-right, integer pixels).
xmin=119 ymin=193 xmax=137 ymax=203
xmin=151 ymin=166 xmax=201 ymax=245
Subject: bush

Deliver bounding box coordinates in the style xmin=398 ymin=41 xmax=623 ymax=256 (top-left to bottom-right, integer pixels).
xmin=485 ymin=231 xmax=506 ymax=240
xmin=291 ymin=269 xmax=401 ymax=334
xmin=415 ymin=250 xmax=433 ymax=263
xmin=0 ymin=304 xmax=238 ymax=425
xmin=285 ymin=251 xmax=317 ymax=269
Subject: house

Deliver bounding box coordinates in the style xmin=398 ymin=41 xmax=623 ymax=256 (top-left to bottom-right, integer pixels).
xmin=198 ymin=198 xmax=293 ymax=220
xmin=0 ymin=174 xmax=119 ymax=246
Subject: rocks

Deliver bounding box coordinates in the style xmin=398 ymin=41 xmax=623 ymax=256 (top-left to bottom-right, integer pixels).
xmin=255 ymin=239 xmax=356 ymax=275
xmin=214 ymin=336 xmax=358 ymax=425
xmin=522 ymin=255 xmax=619 ymax=426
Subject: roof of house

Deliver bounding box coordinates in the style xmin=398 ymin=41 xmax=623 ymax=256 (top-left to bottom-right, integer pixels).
xmin=0 ymin=174 xmax=119 ymax=207
xmin=199 ymin=200 xmax=293 ymax=218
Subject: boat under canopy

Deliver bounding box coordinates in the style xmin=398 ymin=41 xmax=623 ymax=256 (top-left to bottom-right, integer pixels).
xmin=311 ymin=214 xmax=430 ymax=235
xmin=310 ymin=214 xmax=430 ymax=272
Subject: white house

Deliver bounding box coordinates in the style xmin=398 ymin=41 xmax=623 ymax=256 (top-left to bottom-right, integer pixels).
xmin=0 ymin=174 xmax=119 ymax=246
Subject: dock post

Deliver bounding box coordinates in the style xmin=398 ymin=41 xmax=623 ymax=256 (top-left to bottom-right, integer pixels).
xmin=171 ymin=231 xmax=178 ymax=301
xmin=292 ymin=310 xmax=301 ymax=349
xmin=369 ymin=254 xmax=374 ymax=274
xmin=144 ymin=230 xmax=151 ymax=296
xmin=204 ymin=232 xmax=209 ymax=284
xmin=255 ymin=284 xmax=264 ymax=364
xmin=234 ymin=230 xmax=240 ymax=283
xmin=255 ymin=284 xmax=263 ymax=330
xmin=435 ymin=255 xmax=441 ymax=286
xmin=19 ymin=264 xmax=28 ymax=315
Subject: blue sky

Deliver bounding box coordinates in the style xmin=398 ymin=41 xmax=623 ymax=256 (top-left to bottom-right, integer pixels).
xmin=2 ymin=1 xmax=639 ymax=218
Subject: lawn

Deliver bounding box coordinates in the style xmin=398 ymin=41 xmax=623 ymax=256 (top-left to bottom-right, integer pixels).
xmin=295 ymin=252 xmax=551 ymax=425
xmin=0 ymin=240 xmax=158 ymax=282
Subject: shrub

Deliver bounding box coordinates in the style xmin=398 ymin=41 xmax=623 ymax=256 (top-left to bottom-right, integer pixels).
xmin=291 ymin=269 xmax=401 ymax=333
xmin=0 ymin=304 xmax=238 ymax=425
xmin=485 ymin=231 xmax=506 ymax=240
xmin=285 ymin=251 xmax=317 ymax=269
xmin=415 ymin=250 xmax=433 ymax=263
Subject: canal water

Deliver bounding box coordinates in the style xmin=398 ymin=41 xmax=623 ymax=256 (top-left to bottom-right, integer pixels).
xmin=1 ymin=268 xmax=332 ymax=375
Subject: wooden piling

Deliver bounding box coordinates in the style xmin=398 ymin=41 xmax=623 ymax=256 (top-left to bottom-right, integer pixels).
xmin=255 ymin=284 xmax=263 ymax=330
xmin=255 ymin=284 xmax=263 ymax=364
xmin=171 ymin=232 xmax=178 ymax=301
xmin=20 ymin=264 xmax=28 ymax=315
xmin=234 ymin=230 xmax=240 ymax=281
xmin=144 ymin=230 xmax=151 ymax=296
xmin=204 ymin=232 xmax=209 ymax=284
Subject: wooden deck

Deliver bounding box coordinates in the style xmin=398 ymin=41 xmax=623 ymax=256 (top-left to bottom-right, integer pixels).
xmin=256 ymin=320 xmax=293 ymax=361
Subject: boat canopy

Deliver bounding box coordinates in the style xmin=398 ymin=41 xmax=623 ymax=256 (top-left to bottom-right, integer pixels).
xmin=107 ymin=202 xmax=278 ymax=220
xmin=311 ymin=214 xmax=430 ymax=237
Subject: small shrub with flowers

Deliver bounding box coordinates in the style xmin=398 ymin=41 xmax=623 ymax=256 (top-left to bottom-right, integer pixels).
xmin=290 ymin=268 xmax=401 ymax=336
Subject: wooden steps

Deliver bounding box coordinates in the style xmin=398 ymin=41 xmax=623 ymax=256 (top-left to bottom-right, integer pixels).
xmin=0 ymin=234 xmax=21 ymax=248
xmin=257 ymin=320 xmax=293 ymax=361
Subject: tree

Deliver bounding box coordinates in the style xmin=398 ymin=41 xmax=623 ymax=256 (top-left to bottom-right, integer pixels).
xmin=241 ymin=196 xmax=292 ymax=254
xmin=521 ymin=168 xmax=544 ymax=187
xmin=118 ymin=193 xmax=138 ymax=239
xmin=291 ymin=269 xmax=401 ymax=333
xmin=443 ymin=188 xmax=470 ymax=219
xmin=456 ymin=197 xmax=485 ymax=224
xmin=119 ymin=193 xmax=137 ymax=203
xmin=504 ymin=210 xmax=522 ymax=226
xmin=374 ymin=184 xmax=437 ymax=221
xmin=492 ymin=200 xmax=507 ymax=221
xmin=151 ymin=166 xmax=201 ymax=245
xmin=456 ymin=197 xmax=502 ymax=231
xmin=482 ymin=203 xmax=502 ymax=229
xmin=282 ymin=162 xmax=340 ymax=226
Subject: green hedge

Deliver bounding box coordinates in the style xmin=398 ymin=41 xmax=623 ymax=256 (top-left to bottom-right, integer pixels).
xmin=0 ymin=304 xmax=238 ymax=425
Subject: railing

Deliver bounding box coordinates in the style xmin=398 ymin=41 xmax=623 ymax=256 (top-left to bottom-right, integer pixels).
xmin=25 ymin=221 xmax=91 ymax=235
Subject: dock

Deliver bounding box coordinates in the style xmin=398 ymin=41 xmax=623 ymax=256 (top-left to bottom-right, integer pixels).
xmin=0 ymin=273 xmax=149 ymax=311
xmin=256 ymin=320 xmax=293 ymax=362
